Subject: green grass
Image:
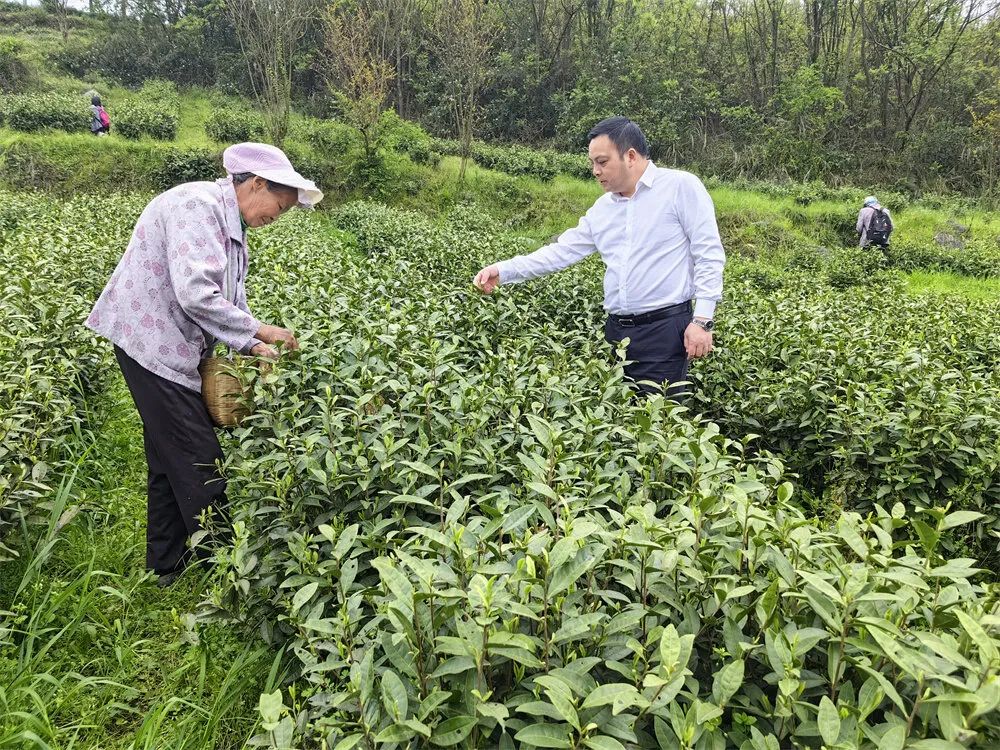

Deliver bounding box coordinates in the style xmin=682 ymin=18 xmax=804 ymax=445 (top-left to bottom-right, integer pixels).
xmin=0 ymin=375 xmax=276 ymax=749
xmin=173 ymin=87 xmax=215 ymax=147
xmin=905 ymin=270 xmax=1000 ymax=299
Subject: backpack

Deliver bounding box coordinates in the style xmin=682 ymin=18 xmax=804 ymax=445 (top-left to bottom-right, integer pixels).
xmin=98 ymin=107 xmax=110 ymax=128
xmin=868 ymin=207 xmax=892 ymax=245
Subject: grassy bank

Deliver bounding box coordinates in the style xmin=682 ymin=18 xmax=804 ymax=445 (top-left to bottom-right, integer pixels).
xmin=0 ymin=376 xmax=271 ymax=748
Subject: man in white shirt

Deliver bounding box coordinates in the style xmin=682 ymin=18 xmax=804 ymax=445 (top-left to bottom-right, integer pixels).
xmin=473 ymin=117 xmax=725 ymax=397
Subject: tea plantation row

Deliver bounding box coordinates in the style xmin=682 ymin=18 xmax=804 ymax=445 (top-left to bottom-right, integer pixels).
xmin=0 ymin=191 xmax=140 ymax=560
xmin=192 ymin=202 xmax=999 ymax=748
xmin=0 ymin=190 xmax=996 ymax=748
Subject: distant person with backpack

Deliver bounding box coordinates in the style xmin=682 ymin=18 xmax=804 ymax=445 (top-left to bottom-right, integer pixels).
xmin=857 ymin=196 xmax=892 ymax=248
xmin=90 ymin=95 xmax=110 ymax=136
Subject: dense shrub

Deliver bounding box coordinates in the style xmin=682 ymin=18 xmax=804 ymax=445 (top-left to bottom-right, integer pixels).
xmin=694 ymin=277 xmax=1000 ymax=563
xmin=193 ymin=202 xmax=1000 ymax=749
xmin=0 ymin=190 xmax=139 ymax=559
xmin=0 ymin=92 xmax=89 ymax=132
xmin=0 ymin=35 xmax=36 ymax=93
xmin=159 ymin=146 xmax=219 ymax=188
xmin=382 ymin=111 xmax=434 ymax=164
xmin=113 ymin=98 xmax=178 ymax=140
xmin=292 ymin=117 xmax=358 ymax=156
xmin=472 ymin=141 xmax=557 ymax=180
xmin=205 ymin=108 xmax=264 ymax=143
xmin=429 ymin=138 xmax=589 ymax=180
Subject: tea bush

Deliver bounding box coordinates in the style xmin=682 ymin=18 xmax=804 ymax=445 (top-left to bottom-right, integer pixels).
xmin=113 ymin=99 xmax=179 ymax=140
xmin=692 ymin=276 xmax=1000 ymax=563
xmin=429 ymin=137 xmax=590 ymax=180
xmin=194 ymin=202 xmax=999 ymax=749
xmin=112 ymin=79 xmax=180 ymax=140
xmin=0 ymin=190 xmax=141 ymax=559
xmin=205 ymin=107 xmax=264 ymax=143
xmin=0 ymin=92 xmax=89 ymax=132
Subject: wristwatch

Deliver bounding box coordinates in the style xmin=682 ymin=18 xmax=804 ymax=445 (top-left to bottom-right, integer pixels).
xmin=693 ymin=317 xmax=715 ymax=332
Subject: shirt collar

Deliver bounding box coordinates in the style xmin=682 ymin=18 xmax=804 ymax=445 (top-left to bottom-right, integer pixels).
xmin=611 ymin=161 xmax=657 ymax=202
xmin=217 ymin=177 xmax=245 ymax=245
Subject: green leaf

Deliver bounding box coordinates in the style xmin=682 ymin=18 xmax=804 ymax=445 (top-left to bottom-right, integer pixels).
xmin=380 ymin=669 xmax=408 ymax=720
xmin=514 ymin=723 xmax=573 ymax=749
xmin=429 ymin=715 xmax=478 ymax=746
xmin=501 ymin=503 xmax=536 ymax=532
xmin=582 ymin=683 xmax=641 ymax=710
xmin=908 ymin=741 xmax=967 ymax=750
xmin=374 ymin=722 xmax=416 ymax=744
xmin=257 ymin=689 xmax=283 ymax=724
xmin=476 ymin=701 xmax=509 ymax=727
xmin=879 ymin=725 xmax=905 ymax=750
xmin=955 ymin=609 xmax=999 ymax=663
xmin=372 ymin=557 xmax=414 ymax=606
xmin=659 ymin=624 xmax=680 ymax=671
xmin=857 ymin=676 xmax=884 ymax=720
xmin=940 ymin=510 xmax=984 ymax=530
xmin=528 ymin=481 xmax=559 ymax=502
xmin=711 ymin=659 xmax=744 ymax=706
xmin=911 ymin=518 xmax=941 ymax=555
xmin=333 ymin=735 xmax=363 ymax=750
xmin=583 ymin=737 xmax=626 ymax=750
xmin=291 ymin=581 xmax=318 ymax=614
xmin=817 ymin=696 xmax=841 ymax=746
xmin=548 ymin=546 xmax=602 ymax=596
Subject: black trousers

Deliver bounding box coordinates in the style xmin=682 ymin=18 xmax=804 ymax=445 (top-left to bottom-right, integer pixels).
xmin=114 ymin=346 xmax=227 ymax=575
xmin=605 ymin=306 xmax=693 ymax=398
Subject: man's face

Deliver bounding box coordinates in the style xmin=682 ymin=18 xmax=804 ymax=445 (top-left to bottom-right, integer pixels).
xmin=588 ymin=135 xmax=633 ymax=194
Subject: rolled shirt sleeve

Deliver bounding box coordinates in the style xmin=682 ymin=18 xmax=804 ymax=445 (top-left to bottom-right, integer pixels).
xmin=496 ymin=213 xmax=597 ymax=284
xmin=164 ymin=195 xmax=260 ymax=353
xmin=676 ymin=173 xmax=725 ymax=319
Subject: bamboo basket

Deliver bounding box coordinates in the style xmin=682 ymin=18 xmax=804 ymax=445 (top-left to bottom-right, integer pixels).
xmin=199 ymin=356 xmax=250 ymax=428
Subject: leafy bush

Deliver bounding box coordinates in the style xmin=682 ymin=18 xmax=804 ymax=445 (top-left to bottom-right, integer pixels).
xmin=382 ymin=111 xmax=434 ymax=164
xmin=293 ymin=117 xmax=359 ymax=156
xmin=0 ymin=35 xmax=36 ymax=93
xmin=113 ymin=98 xmax=179 ymax=140
xmin=159 ymin=146 xmax=219 ymax=188
xmin=205 ymin=108 xmax=264 ymax=144
xmin=0 ymin=190 xmax=139 ymax=559
xmin=195 ymin=203 xmax=1000 ymax=749
xmin=822 ymin=246 xmax=890 ymax=289
xmin=0 ymin=92 xmax=89 ymax=132
xmin=472 ymin=141 xmax=557 ymax=180
xmin=694 ymin=278 xmax=1000 ymax=562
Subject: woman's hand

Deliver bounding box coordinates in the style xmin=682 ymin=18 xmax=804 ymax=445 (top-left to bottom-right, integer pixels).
xmin=255 ymin=324 xmax=299 ymax=351
xmin=250 ymin=342 xmax=280 ymax=359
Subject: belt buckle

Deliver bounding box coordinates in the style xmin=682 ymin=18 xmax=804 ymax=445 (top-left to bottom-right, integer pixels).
xmin=618 ymin=316 xmax=635 ymax=328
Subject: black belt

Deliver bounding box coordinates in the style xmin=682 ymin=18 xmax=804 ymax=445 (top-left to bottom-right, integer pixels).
xmin=609 ymin=301 xmax=691 ymax=328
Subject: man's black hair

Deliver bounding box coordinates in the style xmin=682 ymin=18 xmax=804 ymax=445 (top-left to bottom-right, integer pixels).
xmin=587 ymin=117 xmax=649 ymax=158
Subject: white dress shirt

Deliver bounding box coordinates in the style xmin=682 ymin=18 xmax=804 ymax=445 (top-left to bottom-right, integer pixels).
xmin=496 ymin=162 xmax=725 ymax=319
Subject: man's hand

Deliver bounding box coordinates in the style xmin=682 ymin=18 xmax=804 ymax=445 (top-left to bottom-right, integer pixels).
xmin=250 ymin=342 xmax=280 ymax=359
xmin=255 ymin=324 xmax=299 ymax=351
xmin=684 ymin=321 xmax=713 ymax=359
xmin=473 ymin=265 xmax=500 ymax=294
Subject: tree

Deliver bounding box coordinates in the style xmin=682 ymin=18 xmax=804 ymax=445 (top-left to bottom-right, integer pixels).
xmin=227 ymin=0 xmax=315 ymax=146
xmin=41 ymin=0 xmax=72 ymax=41
xmin=319 ymin=0 xmax=395 ymax=158
xmin=429 ymin=0 xmax=499 ymax=179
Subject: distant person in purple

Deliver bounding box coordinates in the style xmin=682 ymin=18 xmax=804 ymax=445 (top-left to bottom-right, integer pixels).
xmin=86 ymin=143 xmax=323 ymax=587
xmin=857 ymin=195 xmax=893 ymax=249
xmin=90 ymin=95 xmax=110 ymax=136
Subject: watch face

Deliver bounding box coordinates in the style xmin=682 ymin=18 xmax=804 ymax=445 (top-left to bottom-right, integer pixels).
xmin=699 ymin=319 xmax=714 ymax=331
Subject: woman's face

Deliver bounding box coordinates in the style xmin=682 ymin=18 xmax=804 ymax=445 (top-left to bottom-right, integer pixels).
xmin=235 ymin=176 xmax=298 ymax=228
